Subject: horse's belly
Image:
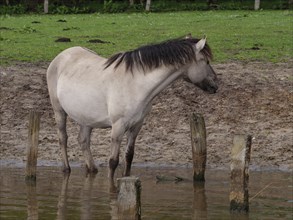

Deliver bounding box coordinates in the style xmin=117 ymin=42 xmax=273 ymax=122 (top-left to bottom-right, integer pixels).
xmin=57 ymin=85 xmax=111 ymax=128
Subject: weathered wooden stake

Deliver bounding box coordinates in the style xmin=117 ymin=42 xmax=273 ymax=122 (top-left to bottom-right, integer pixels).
xmin=230 ymin=134 xmax=252 ymax=213
xmin=44 ymin=0 xmax=49 ymax=14
xmin=254 ymin=0 xmax=260 ymax=10
xmin=190 ymin=113 xmax=207 ymax=182
xmin=117 ymin=177 xmax=141 ymax=220
xmin=25 ymin=111 xmax=40 ymax=182
xmin=145 ymin=0 xmax=151 ymax=11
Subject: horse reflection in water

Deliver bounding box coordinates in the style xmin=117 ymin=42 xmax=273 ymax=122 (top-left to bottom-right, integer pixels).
xmin=54 ymin=173 xmax=210 ymax=220
xmin=47 ymin=34 xmax=218 ymax=188
xmin=56 ymin=174 xmax=70 ymax=220
xmin=56 ymin=173 xmax=97 ymax=220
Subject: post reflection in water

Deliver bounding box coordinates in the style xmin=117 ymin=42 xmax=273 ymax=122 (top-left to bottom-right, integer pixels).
xmin=192 ymin=182 xmax=207 ymax=220
xmin=26 ymin=181 xmax=38 ymax=220
xmin=56 ymin=173 xmax=70 ymax=220
xmin=230 ymin=213 xmax=250 ymax=220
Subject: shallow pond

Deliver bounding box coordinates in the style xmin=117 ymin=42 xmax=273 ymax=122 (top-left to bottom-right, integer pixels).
xmin=0 ymin=165 xmax=292 ymax=219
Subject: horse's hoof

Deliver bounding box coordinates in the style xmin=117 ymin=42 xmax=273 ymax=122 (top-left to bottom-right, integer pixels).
xmin=123 ymin=172 xmax=131 ymax=177
xmin=86 ymin=166 xmax=98 ymax=174
xmin=109 ymin=183 xmax=118 ymax=194
xmin=62 ymin=167 xmax=71 ymax=173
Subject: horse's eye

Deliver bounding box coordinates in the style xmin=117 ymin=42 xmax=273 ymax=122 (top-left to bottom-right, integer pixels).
xmin=207 ymin=60 xmax=210 ymax=65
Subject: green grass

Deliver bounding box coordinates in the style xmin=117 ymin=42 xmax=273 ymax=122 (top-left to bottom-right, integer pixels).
xmin=0 ymin=10 xmax=292 ymax=65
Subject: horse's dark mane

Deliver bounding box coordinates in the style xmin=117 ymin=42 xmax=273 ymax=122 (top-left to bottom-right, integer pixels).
xmin=104 ymin=37 xmax=212 ymax=72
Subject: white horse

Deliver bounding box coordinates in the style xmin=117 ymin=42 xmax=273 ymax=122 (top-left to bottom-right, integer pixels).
xmin=47 ymin=34 xmax=218 ymax=186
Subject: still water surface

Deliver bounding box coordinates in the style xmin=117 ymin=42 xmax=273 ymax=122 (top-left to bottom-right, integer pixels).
xmin=0 ymin=166 xmax=292 ymax=219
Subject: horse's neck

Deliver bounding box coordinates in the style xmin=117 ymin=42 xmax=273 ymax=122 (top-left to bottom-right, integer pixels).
xmin=142 ymin=67 xmax=185 ymax=104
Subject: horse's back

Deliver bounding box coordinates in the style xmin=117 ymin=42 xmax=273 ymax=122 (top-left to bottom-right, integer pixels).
xmin=47 ymin=46 xmax=104 ymax=76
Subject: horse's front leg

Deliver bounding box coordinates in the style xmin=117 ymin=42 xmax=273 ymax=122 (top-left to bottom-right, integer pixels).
xmin=78 ymin=125 xmax=97 ymax=173
xmin=55 ymin=110 xmax=70 ymax=173
xmin=124 ymin=122 xmax=143 ymax=176
xmin=108 ymin=122 xmax=124 ymax=189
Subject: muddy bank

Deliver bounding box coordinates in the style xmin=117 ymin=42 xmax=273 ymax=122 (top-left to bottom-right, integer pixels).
xmin=0 ymin=62 xmax=292 ymax=171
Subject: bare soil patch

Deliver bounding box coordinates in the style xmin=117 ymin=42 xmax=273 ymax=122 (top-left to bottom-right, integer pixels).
xmin=1 ymin=62 xmax=292 ymax=171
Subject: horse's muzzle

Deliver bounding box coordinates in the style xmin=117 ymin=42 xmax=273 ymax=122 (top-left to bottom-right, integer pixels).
xmin=206 ymin=84 xmax=218 ymax=94
xmin=195 ymin=81 xmax=218 ymax=94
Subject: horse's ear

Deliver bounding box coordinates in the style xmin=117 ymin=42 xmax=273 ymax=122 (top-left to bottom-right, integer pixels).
xmin=185 ymin=33 xmax=192 ymax=39
xmin=195 ymin=37 xmax=206 ymax=52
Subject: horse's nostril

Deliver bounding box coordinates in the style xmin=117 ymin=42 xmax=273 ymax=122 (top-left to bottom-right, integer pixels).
xmin=210 ymin=85 xmax=218 ymax=94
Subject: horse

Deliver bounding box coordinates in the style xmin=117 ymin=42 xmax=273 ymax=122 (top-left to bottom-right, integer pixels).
xmin=46 ymin=34 xmax=218 ymax=187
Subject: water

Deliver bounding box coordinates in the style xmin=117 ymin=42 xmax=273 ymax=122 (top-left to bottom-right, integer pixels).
xmin=0 ymin=166 xmax=292 ymax=219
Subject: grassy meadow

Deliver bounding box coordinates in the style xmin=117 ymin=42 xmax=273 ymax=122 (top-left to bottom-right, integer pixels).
xmin=0 ymin=10 xmax=292 ymax=65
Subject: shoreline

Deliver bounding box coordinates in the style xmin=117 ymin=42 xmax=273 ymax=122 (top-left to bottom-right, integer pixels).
xmin=1 ymin=159 xmax=292 ymax=173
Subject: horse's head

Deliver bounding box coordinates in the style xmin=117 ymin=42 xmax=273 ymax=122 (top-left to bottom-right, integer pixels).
xmin=185 ymin=37 xmax=218 ymax=94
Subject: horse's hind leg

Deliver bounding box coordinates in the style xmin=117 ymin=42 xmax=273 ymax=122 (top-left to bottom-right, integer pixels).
xmin=54 ymin=109 xmax=70 ymax=173
xmin=124 ymin=122 xmax=143 ymax=176
xmin=78 ymin=125 xmax=98 ymax=173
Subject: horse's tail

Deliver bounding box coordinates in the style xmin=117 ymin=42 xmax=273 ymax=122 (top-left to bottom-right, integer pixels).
xmin=47 ymin=54 xmax=61 ymax=108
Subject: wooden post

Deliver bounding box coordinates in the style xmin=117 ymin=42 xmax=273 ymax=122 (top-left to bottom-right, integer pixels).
xmin=190 ymin=113 xmax=207 ymax=182
xmin=230 ymin=134 xmax=252 ymax=213
xmin=25 ymin=111 xmax=40 ymax=182
xmin=254 ymin=0 xmax=260 ymax=10
xmin=145 ymin=0 xmax=151 ymax=11
xmin=117 ymin=177 xmax=141 ymax=220
xmin=44 ymin=0 xmax=49 ymax=14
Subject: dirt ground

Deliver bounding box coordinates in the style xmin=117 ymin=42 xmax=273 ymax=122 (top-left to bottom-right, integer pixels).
xmin=0 ymin=61 xmax=292 ymax=171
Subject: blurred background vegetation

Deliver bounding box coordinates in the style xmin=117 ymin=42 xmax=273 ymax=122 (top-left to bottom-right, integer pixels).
xmin=0 ymin=0 xmax=292 ymax=14
xmin=1 ymin=1 xmax=291 ymax=65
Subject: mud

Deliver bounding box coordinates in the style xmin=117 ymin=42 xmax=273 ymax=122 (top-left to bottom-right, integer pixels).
xmin=0 ymin=61 xmax=292 ymax=171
